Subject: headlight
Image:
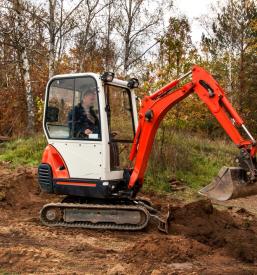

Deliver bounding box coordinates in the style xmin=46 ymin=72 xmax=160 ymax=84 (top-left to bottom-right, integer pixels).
xmin=127 ymin=78 xmax=139 ymax=89
xmin=101 ymin=72 xmax=115 ymax=82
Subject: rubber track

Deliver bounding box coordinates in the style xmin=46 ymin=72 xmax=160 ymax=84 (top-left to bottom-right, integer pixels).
xmin=40 ymin=203 xmax=150 ymax=231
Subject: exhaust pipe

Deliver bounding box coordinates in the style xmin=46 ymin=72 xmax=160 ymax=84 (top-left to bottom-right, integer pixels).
xmin=199 ymin=166 xmax=257 ymax=201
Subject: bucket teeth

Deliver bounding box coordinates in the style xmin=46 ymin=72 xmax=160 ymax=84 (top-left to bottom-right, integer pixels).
xmin=199 ymin=166 xmax=257 ymax=201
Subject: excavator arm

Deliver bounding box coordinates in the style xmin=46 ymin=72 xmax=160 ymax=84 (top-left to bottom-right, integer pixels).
xmin=128 ymin=65 xmax=257 ymax=200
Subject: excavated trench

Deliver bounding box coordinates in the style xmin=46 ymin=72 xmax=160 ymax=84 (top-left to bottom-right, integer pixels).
xmin=0 ymin=164 xmax=257 ymax=274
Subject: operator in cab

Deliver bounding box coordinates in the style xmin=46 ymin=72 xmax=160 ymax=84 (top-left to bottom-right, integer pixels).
xmin=68 ymin=87 xmax=100 ymax=139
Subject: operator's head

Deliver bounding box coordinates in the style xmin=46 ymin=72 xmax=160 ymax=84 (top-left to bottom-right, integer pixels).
xmin=82 ymin=87 xmax=97 ymax=108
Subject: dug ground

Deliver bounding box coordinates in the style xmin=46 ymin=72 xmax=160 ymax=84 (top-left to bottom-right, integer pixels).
xmin=1 ymin=164 xmax=257 ymax=274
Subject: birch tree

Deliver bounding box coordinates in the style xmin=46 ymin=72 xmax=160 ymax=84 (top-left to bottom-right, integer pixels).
xmin=0 ymin=0 xmax=36 ymax=133
xmin=45 ymin=0 xmax=84 ymax=77
xmin=202 ymin=0 xmax=257 ymax=130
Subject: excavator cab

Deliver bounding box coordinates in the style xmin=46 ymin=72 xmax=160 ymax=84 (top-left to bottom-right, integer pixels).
xmin=39 ymin=71 xmax=170 ymax=232
xmin=39 ymin=72 xmax=138 ymax=199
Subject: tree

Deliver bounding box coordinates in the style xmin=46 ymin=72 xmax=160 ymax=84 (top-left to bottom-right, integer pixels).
xmin=101 ymin=0 xmax=118 ymax=71
xmin=202 ymin=0 xmax=257 ymax=131
xmin=44 ymin=0 xmax=83 ymax=77
xmin=160 ymin=16 xmax=195 ymax=79
xmin=73 ymin=0 xmax=100 ymax=72
xmin=0 ymin=0 xmax=38 ymax=133
xmin=116 ymin=0 xmax=169 ymax=75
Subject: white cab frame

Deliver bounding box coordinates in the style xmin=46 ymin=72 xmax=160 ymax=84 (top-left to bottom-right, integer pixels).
xmin=43 ymin=73 xmax=138 ymax=181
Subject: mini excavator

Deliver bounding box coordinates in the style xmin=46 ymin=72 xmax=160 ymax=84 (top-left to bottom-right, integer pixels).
xmin=38 ymin=65 xmax=257 ymax=232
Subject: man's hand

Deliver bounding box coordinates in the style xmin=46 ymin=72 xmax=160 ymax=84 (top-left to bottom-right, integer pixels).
xmin=84 ymin=129 xmax=93 ymax=135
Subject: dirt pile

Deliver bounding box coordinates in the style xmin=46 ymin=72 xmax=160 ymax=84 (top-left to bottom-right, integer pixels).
xmin=124 ymin=199 xmax=257 ymax=266
xmin=123 ymin=235 xmax=210 ymax=264
xmin=0 ymin=165 xmax=60 ymax=209
xmin=0 ymin=166 xmax=43 ymax=208
xmin=170 ymin=200 xmax=257 ymax=263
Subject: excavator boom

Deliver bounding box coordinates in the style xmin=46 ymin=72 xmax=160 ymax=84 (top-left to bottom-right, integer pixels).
xmin=129 ymin=65 xmax=257 ymax=201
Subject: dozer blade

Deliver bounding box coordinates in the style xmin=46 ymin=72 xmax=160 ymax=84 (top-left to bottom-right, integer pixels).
xmin=157 ymin=205 xmax=171 ymax=234
xmin=199 ymin=166 xmax=257 ymax=201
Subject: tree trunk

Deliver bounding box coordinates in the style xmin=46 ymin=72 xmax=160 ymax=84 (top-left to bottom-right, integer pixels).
xmin=13 ymin=0 xmax=35 ymax=133
xmin=48 ymin=0 xmax=57 ymax=78
xmin=49 ymin=43 xmax=55 ymax=78
xmin=123 ymin=0 xmax=132 ymax=76
xmin=105 ymin=0 xmax=112 ymax=71
xmin=21 ymin=47 xmax=35 ymax=133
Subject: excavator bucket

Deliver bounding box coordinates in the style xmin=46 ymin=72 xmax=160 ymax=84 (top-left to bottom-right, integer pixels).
xmin=199 ymin=166 xmax=257 ymax=201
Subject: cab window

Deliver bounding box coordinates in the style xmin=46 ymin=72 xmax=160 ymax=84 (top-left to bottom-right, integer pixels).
xmin=45 ymin=77 xmax=101 ymax=140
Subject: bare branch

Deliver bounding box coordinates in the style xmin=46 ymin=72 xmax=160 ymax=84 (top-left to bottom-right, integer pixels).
xmin=125 ymin=40 xmax=159 ymax=70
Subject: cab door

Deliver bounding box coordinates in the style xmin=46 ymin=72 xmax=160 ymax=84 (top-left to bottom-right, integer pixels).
xmin=44 ymin=75 xmax=104 ymax=179
xmin=104 ymin=84 xmax=136 ymax=172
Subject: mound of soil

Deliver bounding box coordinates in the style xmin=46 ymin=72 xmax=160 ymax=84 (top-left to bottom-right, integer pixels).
xmin=0 ymin=166 xmax=42 ymax=208
xmin=123 ymin=235 xmax=210 ymax=264
xmin=170 ymin=200 xmax=257 ymax=263
xmin=124 ymin=200 xmax=257 ymax=266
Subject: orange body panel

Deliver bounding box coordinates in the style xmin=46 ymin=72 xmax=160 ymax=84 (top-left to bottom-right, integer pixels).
xmin=42 ymin=144 xmax=70 ymax=179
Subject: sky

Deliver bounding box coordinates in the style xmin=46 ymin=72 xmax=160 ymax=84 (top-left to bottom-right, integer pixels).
xmin=173 ymin=0 xmax=222 ymax=43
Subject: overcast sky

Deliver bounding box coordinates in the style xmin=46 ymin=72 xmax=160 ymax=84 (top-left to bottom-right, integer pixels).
xmin=173 ymin=0 xmax=222 ymax=43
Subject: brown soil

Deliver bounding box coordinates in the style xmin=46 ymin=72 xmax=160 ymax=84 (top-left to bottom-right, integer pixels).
xmin=1 ymin=165 xmax=257 ymax=274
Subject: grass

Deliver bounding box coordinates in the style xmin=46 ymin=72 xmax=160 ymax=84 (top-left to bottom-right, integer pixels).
xmin=0 ymin=271 xmax=18 ymax=275
xmin=143 ymin=130 xmax=237 ymax=195
xmin=0 ymin=135 xmax=47 ymax=167
xmin=0 ymin=131 xmax=238 ymax=198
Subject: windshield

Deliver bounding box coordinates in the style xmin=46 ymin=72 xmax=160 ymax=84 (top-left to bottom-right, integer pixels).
xmin=45 ymin=76 xmax=101 ymax=140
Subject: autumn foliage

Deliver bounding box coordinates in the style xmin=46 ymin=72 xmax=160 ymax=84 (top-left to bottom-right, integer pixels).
xmin=0 ymin=0 xmax=256 ymax=138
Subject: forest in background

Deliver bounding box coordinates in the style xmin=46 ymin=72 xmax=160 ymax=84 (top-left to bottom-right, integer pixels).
xmin=0 ymin=0 xmax=256 ymax=138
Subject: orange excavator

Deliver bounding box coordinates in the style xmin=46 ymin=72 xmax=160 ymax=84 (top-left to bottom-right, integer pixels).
xmin=38 ymin=65 xmax=257 ymax=232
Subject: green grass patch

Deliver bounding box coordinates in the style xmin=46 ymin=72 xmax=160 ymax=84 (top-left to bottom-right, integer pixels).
xmin=0 ymin=135 xmax=47 ymax=167
xmin=144 ymin=130 xmax=237 ymax=194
